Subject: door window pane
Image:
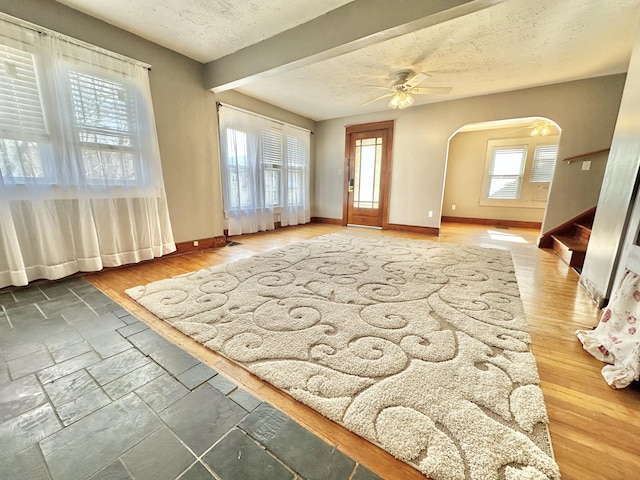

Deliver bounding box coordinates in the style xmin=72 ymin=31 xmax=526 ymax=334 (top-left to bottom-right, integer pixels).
xmin=353 ymin=137 xmax=382 ymax=209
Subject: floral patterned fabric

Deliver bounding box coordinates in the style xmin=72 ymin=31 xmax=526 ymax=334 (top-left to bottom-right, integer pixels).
xmin=576 ymin=269 xmax=640 ymax=388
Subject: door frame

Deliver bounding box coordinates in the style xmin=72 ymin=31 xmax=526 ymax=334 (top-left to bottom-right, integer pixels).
xmin=342 ymin=120 xmax=395 ymax=228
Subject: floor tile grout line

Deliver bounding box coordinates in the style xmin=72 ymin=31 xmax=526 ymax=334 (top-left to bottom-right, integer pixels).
xmin=234 ymin=416 xmax=307 ymax=478
xmin=173 ymin=459 xmax=204 ymax=480
xmin=120 ymin=390 xmax=218 ymax=479
xmin=59 ymin=312 xmax=71 ymax=327
xmin=68 ymin=288 xmax=99 ymax=316
xmin=39 ymin=286 xmax=51 ymax=301
xmin=77 ymin=391 xmax=166 ymax=480
xmin=192 ymin=421 xmax=268 ymax=479
xmin=35 ymin=371 xmax=65 ymax=429
xmin=118 ymin=457 xmax=136 ymax=480
xmin=101 ymin=357 xmax=166 ymax=402
xmin=2 ymin=304 xmax=14 ymax=328
xmin=164 ymin=428 xmax=221 ymax=480
xmin=347 ymin=462 xmax=359 ymax=480
xmin=236 ymin=424 xmax=299 ymax=479
xmin=197 ymin=421 xmax=243 ymax=461
xmin=34 ymin=438 xmax=54 ymax=480
xmin=34 ymin=303 xmax=47 ymax=320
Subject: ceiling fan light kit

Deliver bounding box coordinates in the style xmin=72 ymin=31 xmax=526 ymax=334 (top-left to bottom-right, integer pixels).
xmin=388 ymin=90 xmax=414 ymax=109
xmin=530 ymin=120 xmax=552 ymax=136
xmin=364 ymin=69 xmax=452 ymax=110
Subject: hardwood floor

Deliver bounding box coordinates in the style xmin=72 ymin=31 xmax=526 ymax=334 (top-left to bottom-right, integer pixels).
xmin=86 ymin=222 xmax=640 ymax=480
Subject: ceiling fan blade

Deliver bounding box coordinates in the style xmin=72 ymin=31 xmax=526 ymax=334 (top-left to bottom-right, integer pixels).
xmin=404 ymin=72 xmax=431 ymax=89
xmin=410 ymin=86 xmax=453 ymax=95
xmin=362 ymin=92 xmax=394 ymax=105
xmin=363 ymin=85 xmax=392 ymax=89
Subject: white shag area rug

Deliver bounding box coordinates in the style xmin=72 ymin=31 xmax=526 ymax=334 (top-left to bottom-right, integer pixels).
xmin=126 ymin=232 xmax=560 ymax=480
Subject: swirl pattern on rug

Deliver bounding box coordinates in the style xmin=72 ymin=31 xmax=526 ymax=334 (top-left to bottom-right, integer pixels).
xmin=126 ymin=232 xmax=560 ymax=480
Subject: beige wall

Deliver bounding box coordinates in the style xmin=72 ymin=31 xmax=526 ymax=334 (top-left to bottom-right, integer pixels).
xmin=314 ymin=75 xmax=625 ymax=231
xmin=443 ymin=127 xmax=560 ymax=223
xmin=1 ymin=0 xmax=222 ymax=243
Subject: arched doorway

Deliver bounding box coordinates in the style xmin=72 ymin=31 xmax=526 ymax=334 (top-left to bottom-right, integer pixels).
xmin=442 ymin=116 xmax=562 ymax=232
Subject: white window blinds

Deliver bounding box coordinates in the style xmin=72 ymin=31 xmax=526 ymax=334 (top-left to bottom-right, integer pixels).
xmin=0 ymin=44 xmax=48 ymax=180
xmin=487 ymin=146 xmax=527 ymax=199
xmin=531 ymin=145 xmax=558 ymax=183
xmin=261 ymin=128 xmax=283 ymax=207
xmin=0 ymin=44 xmax=46 ymax=135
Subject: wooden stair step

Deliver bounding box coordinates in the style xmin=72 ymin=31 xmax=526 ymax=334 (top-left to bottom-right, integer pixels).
xmin=573 ymin=223 xmax=592 ymax=242
xmin=575 ymin=220 xmax=593 ymax=230
xmin=537 ymin=206 xmax=595 ymax=249
xmin=551 ymin=234 xmax=587 ymax=270
xmin=551 ymin=234 xmax=588 ymax=252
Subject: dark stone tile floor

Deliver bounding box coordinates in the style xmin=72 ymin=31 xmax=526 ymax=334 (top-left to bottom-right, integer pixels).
xmin=0 ymin=278 xmax=383 ymax=480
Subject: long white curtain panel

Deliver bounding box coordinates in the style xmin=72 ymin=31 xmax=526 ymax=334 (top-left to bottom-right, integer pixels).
xmin=218 ymin=105 xmax=310 ymax=236
xmin=0 ymin=14 xmax=175 ymax=288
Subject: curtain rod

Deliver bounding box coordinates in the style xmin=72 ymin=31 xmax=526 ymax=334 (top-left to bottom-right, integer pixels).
xmin=0 ymin=12 xmax=152 ymax=71
xmin=217 ymin=102 xmax=313 ymax=134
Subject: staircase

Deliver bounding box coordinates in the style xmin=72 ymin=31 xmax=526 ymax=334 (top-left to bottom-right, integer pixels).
xmin=538 ymin=207 xmax=595 ymax=273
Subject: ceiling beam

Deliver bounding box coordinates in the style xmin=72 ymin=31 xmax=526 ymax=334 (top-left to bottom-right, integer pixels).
xmin=204 ymin=0 xmax=503 ymax=92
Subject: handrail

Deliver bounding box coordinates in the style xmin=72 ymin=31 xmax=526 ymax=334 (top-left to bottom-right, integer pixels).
xmin=564 ymin=148 xmax=610 ymax=164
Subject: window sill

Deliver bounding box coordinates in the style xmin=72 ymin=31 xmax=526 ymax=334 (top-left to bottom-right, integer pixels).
xmin=478 ymin=199 xmax=547 ymax=209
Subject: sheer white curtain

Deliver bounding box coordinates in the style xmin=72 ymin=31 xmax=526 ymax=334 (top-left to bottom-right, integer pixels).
xmin=219 ymin=107 xmax=275 ymax=236
xmin=218 ymin=106 xmax=310 ymax=236
xmin=0 ymin=14 xmax=175 ymax=288
xmin=280 ymin=125 xmax=311 ymax=227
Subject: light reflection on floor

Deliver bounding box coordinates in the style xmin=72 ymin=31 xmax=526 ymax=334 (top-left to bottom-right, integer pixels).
xmin=486 ymin=229 xmax=528 ymax=243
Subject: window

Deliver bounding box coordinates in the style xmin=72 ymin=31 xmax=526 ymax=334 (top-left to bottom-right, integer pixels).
xmin=0 ymin=14 xmax=175 ymax=290
xmin=285 ymin=134 xmax=306 ymax=207
xmin=480 ymin=136 xmax=559 ymax=207
xmin=219 ymin=106 xmax=311 ymax=236
xmin=68 ymin=70 xmax=140 ymax=184
xmin=261 ymin=128 xmax=282 ymax=206
xmin=222 ymin=122 xmax=309 ymax=211
xmin=0 ymin=38 xmax=148 ymax=186
xmin=225 ymin=129 xmax=250 ymax=209
xmin=531 ymin=145 xmax=558 ymax=183
xmin=486 ymin=146 xmax=527 ymax=200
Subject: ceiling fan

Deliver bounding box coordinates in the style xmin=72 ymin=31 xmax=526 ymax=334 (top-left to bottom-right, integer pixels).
xmin=364 ymin=69 xmax=452 ymax=109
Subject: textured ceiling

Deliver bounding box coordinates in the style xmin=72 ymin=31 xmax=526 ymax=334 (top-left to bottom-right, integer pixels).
xmin=56 ymin=0 xmax=640 ymax=121
xmin=236 ymin=0 xmax=640 ymax=120
xmin=55 ymin=0 xmax=355 ymax=63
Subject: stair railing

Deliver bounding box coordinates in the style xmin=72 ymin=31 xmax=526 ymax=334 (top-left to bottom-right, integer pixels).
xmin=564 ymin=148 xmax=610 ymax=164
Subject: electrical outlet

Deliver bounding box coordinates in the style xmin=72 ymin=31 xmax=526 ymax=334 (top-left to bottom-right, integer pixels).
xmin=428 ymin=210 xmax=433 ymax=217
xmin=582 ymin=160 xmax=591 ymax=171
xmin=193 ymin=240 xmax=198 ymax=247
xmin=452 ymin=204 xmax=456 ymax=211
